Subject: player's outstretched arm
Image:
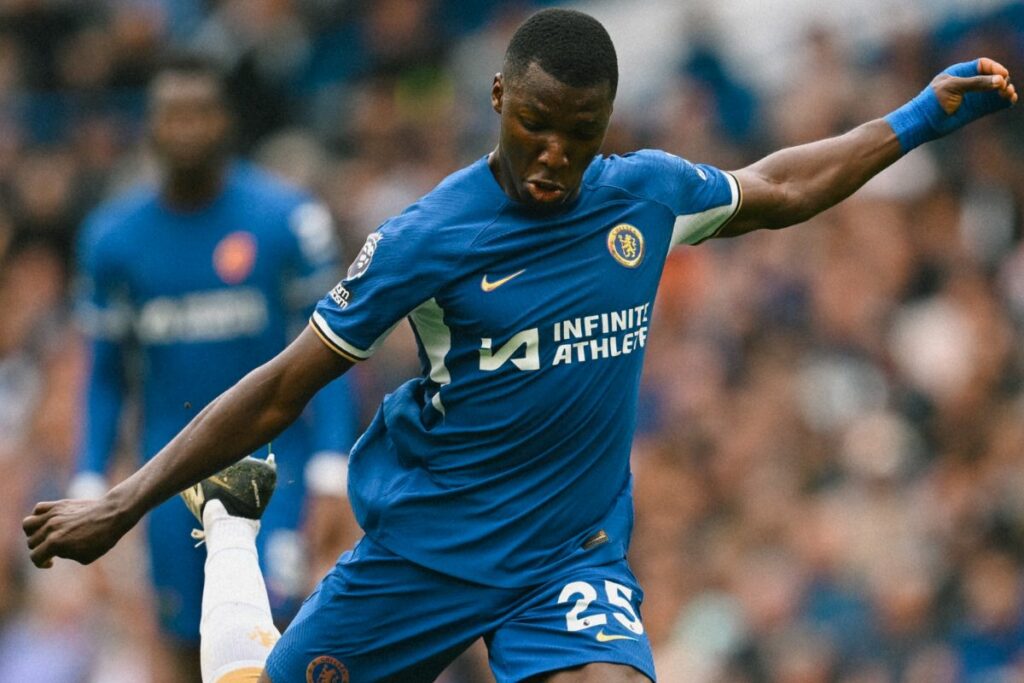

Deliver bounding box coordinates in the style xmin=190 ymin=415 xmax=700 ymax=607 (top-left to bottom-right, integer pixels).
xmin=23 ymin=326 xmax=353 ymax=569
xmin=719 ymin=58 xmax=1017 ymax=237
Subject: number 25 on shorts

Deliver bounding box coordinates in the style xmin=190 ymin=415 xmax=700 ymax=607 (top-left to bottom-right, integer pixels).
xmin=558 ymin=580 xmax=644 ymax=637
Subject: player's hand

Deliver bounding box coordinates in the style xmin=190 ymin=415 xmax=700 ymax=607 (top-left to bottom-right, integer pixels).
xmin=23 ymin=496 xmax=132 ymax=568
xmin=931 ymin=57 xmax=1017 ymax=115
xmin=887 ymin=57 xmax=1016 ymax=153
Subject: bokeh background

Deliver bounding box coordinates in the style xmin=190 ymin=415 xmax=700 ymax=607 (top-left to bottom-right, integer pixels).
xmin=1 ymin=0 xmax=1024 ymax=681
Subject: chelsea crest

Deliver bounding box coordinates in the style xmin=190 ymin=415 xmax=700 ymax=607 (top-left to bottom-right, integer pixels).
xmin=607 ymin=224 xmax=644 ymax=268
xmin=306 ymin=655 xmax=349 ymax=683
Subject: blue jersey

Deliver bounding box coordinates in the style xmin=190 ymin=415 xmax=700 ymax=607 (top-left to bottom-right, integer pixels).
xmin=77 ymin=163 xmax=357 ymax=513
xmin=311 ymin=150 xmax=739 ymax=587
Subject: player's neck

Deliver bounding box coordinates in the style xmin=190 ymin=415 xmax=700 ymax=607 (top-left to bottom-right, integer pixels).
xmin=162 ymin=164 xmax=227 ymax=211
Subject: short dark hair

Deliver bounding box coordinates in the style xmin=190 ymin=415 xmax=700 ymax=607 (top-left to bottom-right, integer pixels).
xmin=503 ymin=8 xmax=618 ymax=98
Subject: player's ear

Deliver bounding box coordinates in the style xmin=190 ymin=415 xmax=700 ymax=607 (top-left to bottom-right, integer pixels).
xmin=491 ymin=73 xmax=504 ymax=114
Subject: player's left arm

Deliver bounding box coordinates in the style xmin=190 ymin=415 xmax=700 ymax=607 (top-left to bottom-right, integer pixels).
xmin=719 ymin=58 xmax=1017 ymax=237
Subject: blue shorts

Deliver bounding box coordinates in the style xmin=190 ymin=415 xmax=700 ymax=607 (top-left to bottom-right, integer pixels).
xmin=266 ymin=536 xmax=656 ymax=682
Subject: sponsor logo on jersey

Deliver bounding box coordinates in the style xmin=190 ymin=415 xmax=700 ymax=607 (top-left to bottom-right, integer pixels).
xmin=306 ymin=655 xmax=349 ymax=683
xmin=347 ymin=231 xmax=381 ymax=280
xmin=481 ymin=269 xmax=526 ymax=292
xmin=479 ymin=302 xmax=653 ymax=371
xmin=480 ymin=328 xmax=540 ymax=371
xmin=551 ymin=303 xmax=650 ymax=366
xmin=213 ymin=231 xmax=257 ymax=284
xmin=329 ymin=283 xmax=351 ymax=309
xmin=136 ymin=288 xmax=269 ymax=344
xmin=607 ymin=224 xmax=644 ymax=268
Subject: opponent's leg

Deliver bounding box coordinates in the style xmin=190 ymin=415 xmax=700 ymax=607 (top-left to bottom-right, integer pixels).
xmin=199 ymin=500 xmax=278 ymax=682
xmin=181 ymin=456 xmax=280 ymax=683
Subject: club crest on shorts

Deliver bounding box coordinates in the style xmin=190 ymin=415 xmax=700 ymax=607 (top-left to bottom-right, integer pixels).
xmin=306 ymin=655 xmax=349 ymax=683
xmin=607 ymin=224 xmax=644 ymax=268
xmin=213 ymin=231 xmax=257 ymax=284
xmin=347 ymin=231 xmax=381 ymax=280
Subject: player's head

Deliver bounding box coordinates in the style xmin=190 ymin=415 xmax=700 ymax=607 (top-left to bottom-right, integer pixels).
xmin=490 ymin=8 xmax=617 ymax=209
xmin=147 ymin=53 xmax=231 ymax=174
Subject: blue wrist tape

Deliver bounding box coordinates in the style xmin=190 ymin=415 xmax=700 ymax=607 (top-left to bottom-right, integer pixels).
xmin=884 ymin=60 xmax=1011 ymax=154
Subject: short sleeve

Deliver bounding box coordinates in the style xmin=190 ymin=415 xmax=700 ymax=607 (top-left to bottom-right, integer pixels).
xmin=310 ymin=215 xmax=441 ymax=362
xmin=627 ymin=150 xmax=741 ymax=247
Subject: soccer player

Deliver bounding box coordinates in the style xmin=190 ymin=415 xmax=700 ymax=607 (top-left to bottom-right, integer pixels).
xmin=25 ymin=9 xmax=1017 ymax=683
xmin=68 ymin=55 xmax=357 ymax=679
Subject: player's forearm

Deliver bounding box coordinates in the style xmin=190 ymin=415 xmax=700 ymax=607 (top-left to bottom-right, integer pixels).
xmin=725 ymin=119 xmax=901 ymax=234
xmin=722 ymin=60 xmax=1015 ymax=237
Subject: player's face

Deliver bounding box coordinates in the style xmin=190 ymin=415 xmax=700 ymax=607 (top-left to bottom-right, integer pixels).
xmin=148 ymin=73 xmax=230 ymax=173
xmin=491 ymin=63 xmax=612 ymax=209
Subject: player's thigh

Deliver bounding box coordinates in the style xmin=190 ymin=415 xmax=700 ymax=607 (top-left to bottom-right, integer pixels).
xmin=265 ymin=536 xmax=504 ymax=683
xmin=487 ymin=558 xmax=655 ymax=683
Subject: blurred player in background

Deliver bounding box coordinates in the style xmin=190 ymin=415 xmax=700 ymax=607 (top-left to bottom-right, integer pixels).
xmin=24 ymin=8 xmax=1018 ymax=683
xmin=68 ymin=54 xmax=358 ymax=681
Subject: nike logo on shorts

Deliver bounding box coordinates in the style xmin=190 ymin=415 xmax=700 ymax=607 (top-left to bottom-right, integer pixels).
xmin=595 ymin=630 xmax=638 ymax=643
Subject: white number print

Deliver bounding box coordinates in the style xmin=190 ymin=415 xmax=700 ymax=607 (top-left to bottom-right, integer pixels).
xmin=605 ymin=580 xmax=644 ymax=634
xmin=558 ymin=581 xmax=607 ymax=632
xmin=557 ymin=580 xmax=644 ymax=635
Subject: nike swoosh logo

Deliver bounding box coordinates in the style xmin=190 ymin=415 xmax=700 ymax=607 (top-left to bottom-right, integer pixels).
xmin=481 ymin=269 xmax=526 ymax=292
xmin=595 ymin=630 xmax=638 ymax=643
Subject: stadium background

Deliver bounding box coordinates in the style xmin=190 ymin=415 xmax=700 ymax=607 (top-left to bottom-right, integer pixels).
xmin=1 ymin=0 xmax=1023 ymax=681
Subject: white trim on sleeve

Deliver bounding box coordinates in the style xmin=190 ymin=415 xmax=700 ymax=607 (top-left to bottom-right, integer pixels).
xmin=670 ymin=171 xmax=742 ymax=247
xmin=311 ymin=311 xmax=373 ymax=360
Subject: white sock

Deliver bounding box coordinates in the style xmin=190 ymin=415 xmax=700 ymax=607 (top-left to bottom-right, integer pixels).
xmin=199 ymin=500 xmax=280 ymax=683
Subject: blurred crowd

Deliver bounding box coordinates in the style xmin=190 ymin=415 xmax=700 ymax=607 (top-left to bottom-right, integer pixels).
xmin=1 ymin=0 xmax=1024 ymax=681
